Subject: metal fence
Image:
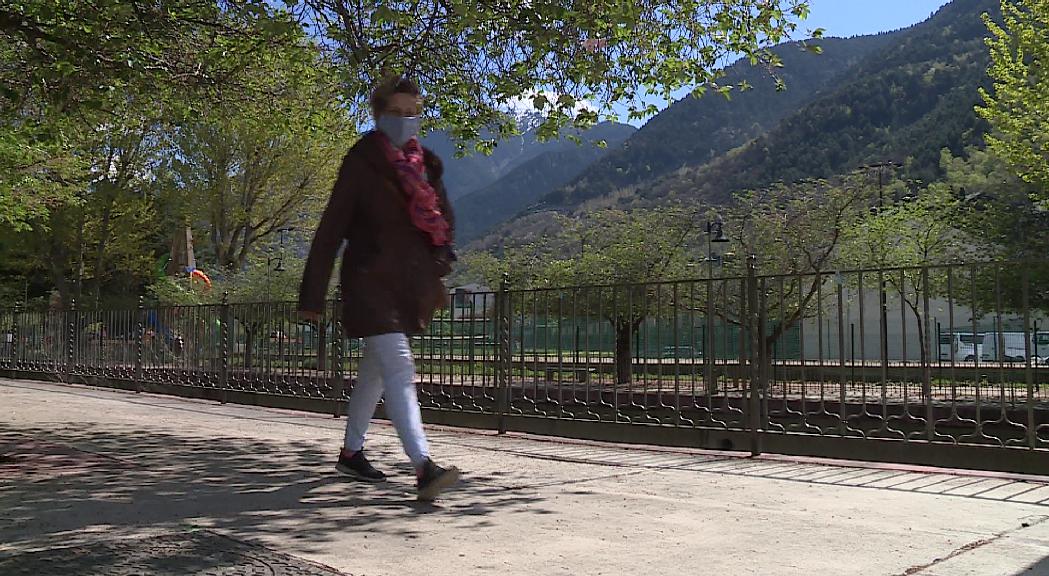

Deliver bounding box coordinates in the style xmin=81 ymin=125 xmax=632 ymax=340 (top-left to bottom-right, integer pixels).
xmin=3 ymin=260 xmax=1049 ymax=473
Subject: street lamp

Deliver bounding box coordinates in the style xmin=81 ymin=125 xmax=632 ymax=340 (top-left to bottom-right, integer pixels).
xmin=859 ymin=161 xmax=902 ymax=211
xmin=859 ymin=161 xmax=901 ymax=375
xmin=268 ymin=227 xmax=294 ymax=272
xmin=703 ymin=214 xmax=730 ymax=396
xmin=705 ymin=215 xmax=730 ymax=279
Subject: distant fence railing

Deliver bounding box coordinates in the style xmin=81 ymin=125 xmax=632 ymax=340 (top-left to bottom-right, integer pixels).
xmin=3 ymin=259 xmax=1049 ymax=473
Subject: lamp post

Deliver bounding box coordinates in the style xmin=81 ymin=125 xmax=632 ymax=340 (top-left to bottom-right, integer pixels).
xmin=268 ymin=227 xmax=294 ymax=272
xmin=860 ymin=161 xmax=902 ymax=211
xmin=704 ymin=214 xmax=730 ymax=397
xmin=705 ymin=215 xmax=730 ymax=279
xmin=261 ymin=226 xmax=292 ymax=362
xmin=860 ymin=161 xmax=900 ymax=375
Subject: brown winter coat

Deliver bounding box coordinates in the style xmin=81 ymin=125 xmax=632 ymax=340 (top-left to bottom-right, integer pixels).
xmin=298 ymin=131 xmax=455 ymax=338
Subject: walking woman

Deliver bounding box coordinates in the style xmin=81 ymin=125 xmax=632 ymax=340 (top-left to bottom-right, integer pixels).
xmin=298 ymin=76 xmax=460 ymax=501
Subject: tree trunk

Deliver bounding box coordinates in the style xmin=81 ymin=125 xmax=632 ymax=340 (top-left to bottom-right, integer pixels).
xmin=235 ymin=224 xmax=253 ymax=270
xmin=762 ymin=275 xmax=820 ymax=358
xmin=243 ymin=324 xmax=256 ymax=370
xmin=915 ymin=307 xmax=930 ymax=403
xmin=916 ymin=316 xmax=928 ymax=367
xmin=92 ymin=194 xmax=115 ymax=306
xmin=615 ymin=319 xmax=639 ymax=385
xmin=905 ymin=297 xmax=930 ymax=403
xmin=47 ymin=236 xmax=72 ymax=310
xmin=74 ymin=210 xmax=86 ymax=304
xmin=316 ymin=324 xmax=328 ymax=372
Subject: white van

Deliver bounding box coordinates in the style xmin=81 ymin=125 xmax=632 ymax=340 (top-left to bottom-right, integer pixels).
xmin=1037 ymin=332 xmax=1049 ymax=365
xmin=981 ymin=332 xmax=1047 ymax=363
xmin=939 ymin=332 xmax=982 ymax=362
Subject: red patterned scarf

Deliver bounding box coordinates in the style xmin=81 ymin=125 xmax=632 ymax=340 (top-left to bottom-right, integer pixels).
xmin=379 ymin=133 xmax=451 ymax=246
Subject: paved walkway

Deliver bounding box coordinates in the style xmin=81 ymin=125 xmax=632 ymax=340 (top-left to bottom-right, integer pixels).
xmin=3 ymin=379 xmax=1049 ymax=576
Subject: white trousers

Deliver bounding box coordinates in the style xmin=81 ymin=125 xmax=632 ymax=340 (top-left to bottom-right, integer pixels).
xmin=343 ymin=333 xmax=430 ymax=466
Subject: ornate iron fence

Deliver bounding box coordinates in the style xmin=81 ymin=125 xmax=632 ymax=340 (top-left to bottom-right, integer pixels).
xmin=3 ymin=260 xmax=1049 ymax=473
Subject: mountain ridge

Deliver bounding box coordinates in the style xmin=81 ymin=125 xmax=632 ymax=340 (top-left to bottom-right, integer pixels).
xmin=542 ymin=32 xmax=902 ymax=209
xmin=453 ymin=121 xmax=636 ymax=242
xmin=631 ymin=0 xmax=998 ymax=205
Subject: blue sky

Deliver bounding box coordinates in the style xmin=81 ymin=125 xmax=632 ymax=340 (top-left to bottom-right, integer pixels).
xmin=805 ymin=0 xmax=950 ymax=38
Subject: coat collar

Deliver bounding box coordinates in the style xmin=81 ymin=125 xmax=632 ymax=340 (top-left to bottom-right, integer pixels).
xmin=355 ymin=130 xmax=443 ymax=184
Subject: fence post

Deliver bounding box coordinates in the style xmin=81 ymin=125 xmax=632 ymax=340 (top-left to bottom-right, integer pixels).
xmin=837 ymin=276 xmax=848 ymax=436
xmin=98 ymin=308 xmax=107 ymax=375
xmin=134 ymin=296 xmax=144 ymax=393
xmin=11 ymin=302 xmax=19 ymax=370
xmin=746 ymin=256 xmax=763 ymax=456
xmin=220 ymin=292 xmax=230 ymax=404
xmin=706 ymin=273 xmax=717 ymax=397
xmin=879 ymin=270 xmax=889 ymax=396
xmin=921 ymin=266 xmax=934 ymax=440
xmin=332 ymin=284 xmax=345 ymax=418
xmin=759 ymin=276 xmax=770 ymax=438
xmin=1023 ymin=266 xmax=1035 ymax=449
xmin=65 ymin=299 xmax=76 ymax=382
xmin=494 ymin=274 xmax=513 ymax=434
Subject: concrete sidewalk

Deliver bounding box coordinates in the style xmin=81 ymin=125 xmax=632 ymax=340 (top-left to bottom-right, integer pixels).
xmin=3 ymin=379 xmax=1049 ymax=576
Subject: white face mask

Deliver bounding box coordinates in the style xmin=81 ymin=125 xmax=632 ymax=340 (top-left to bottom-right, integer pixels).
xmin=377 ymin=115 xmax=421 ymax=147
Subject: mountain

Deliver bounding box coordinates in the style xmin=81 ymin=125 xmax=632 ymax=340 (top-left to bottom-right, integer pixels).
xmin=423 ymin=112 xmax=570 ymax=201
xmin=632 ymin=0 xmax=997 ymax=205
xmin=465 ymin=0 xmax=998 ymax=252
xmin=543 ymin=33 xmax=899 ymax=209
xmin=452 ymin=122 xmax=636 ymax=242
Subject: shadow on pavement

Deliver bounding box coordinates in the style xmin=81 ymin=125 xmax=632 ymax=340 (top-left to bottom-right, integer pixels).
xmin=449 ymin=435 xmax=1049 ymax=508
xmin=1017 ymin=556 xmax=1049 ymax=576
xmin=0 ymin=421 xmax=547 ymax=554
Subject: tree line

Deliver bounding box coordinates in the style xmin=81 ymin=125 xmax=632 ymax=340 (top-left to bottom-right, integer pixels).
xmin=1 ymin=0 xmax=820 ymax=308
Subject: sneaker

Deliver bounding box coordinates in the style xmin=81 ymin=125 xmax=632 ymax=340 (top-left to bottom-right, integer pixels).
xmin=416 ymin=459 xmax=461 ymax=501
xmin=335 ymin=449 xmax=386 ymax=483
